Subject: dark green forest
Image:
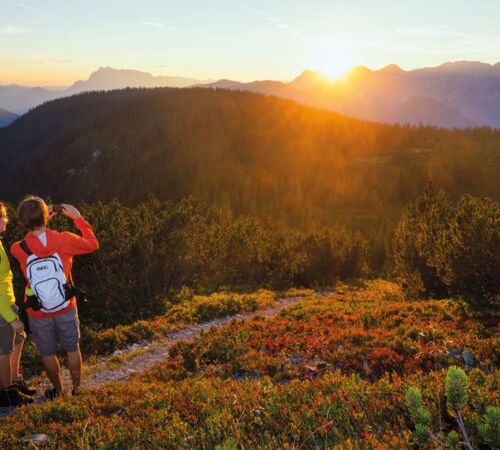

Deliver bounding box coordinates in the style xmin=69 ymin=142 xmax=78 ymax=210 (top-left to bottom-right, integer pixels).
xmin=1 ymin=88 xmax=498 ymax=230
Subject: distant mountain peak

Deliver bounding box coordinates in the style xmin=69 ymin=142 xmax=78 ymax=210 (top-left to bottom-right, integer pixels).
xmin=437 ymin=60 xmax=494 ymax=73
xmin=347 ymin=65 xmax=373 ymax=78
xmin=288 ymin=70 xmax=327 ymax=89
xmin=0 ymin=107 xmax=17 ymax=127
xmin=67 ymin=67 xmax=204 ymax=93
xmin=379 ymin=64 xmax=404 ymax=74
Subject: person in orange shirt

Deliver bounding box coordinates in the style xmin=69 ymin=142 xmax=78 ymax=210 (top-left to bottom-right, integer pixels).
xmin=11 ymin=196 xmax=99 ymax=399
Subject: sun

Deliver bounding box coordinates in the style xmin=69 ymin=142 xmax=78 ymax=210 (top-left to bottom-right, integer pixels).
xmin=309 ymin=39 xmax=357 ymax=80
xmin=318 ymin=64 xmax=352 ymax=80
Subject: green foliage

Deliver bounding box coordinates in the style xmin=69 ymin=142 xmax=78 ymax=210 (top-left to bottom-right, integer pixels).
xmin=446 ymin=430 xmax=460 ymax=448
xmin=477 ymin=406 xmax=500 ymax=446
xmin=393 ymin=184 xmax=452 ymax=298
xmin=393 ymin=185 xmax=500 ymax=306
xmin=405 ymin=386 xmax=423 ymax=419
xmin=3 ymin=196 xmax=368 ymax=327
xmin=439 ymin=195 xmax=500 ymax=305
xmin=414 ymin=423 xmax=429 ymax=445
xmin=405 ymin=386 xmax=432 ymax=445
xmin=446 ymin=365 xmax=468 ymax=415
xmin=404 ymin=367 xmax=498 ymax=449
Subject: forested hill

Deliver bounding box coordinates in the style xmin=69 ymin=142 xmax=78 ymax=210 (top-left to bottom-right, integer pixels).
xmin=0 ymin=87 xmax=498 ymax=226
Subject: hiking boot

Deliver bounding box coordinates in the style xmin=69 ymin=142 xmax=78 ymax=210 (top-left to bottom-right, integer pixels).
xmin=44 ymin=388 xmax=62 ymax=401
xmin=14 ymin=377 xmax=37 ymax=397
xmin=0 ymin=386 xmax=34 ymax=407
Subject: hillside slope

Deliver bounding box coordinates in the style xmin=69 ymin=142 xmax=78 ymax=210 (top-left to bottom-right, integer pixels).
xmin=0 ymin=88 xmax=498 ymax=226
xmin=0 ymin=107 xmax=17 ymax=127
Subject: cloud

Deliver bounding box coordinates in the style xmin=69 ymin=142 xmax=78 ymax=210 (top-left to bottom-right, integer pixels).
xmin=4 ymin=0 xmax=54 ymax=16
xmin=142 ymin=22 xmax=175 ymax=30
xmin=0 ymin=25 xmax=32 ymax=34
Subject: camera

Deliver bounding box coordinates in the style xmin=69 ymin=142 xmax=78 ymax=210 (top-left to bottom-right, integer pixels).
xmin=52 ymin=204 xmax=65 ymax=213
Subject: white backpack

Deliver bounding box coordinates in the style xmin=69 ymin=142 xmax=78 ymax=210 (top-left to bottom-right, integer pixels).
xmin=20 ymin=240 xmax=70 ymax=313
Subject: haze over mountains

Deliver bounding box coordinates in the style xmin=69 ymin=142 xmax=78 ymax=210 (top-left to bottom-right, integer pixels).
xmin=203 ymin=61 xmax=500 ymax=128
xmin=0 ymin=67 xmax=210 ymax=118
xmin=1 ymin=61 xmax=499 ymax=128
xmin=0 ymin=107 xmax=17 ymax=127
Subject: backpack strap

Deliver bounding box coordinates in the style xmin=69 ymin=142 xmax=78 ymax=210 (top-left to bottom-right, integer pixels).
xmin=19 ymin=240 xmax=33 ymax=257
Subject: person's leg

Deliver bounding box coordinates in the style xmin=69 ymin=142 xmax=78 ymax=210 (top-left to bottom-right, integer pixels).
xmin=0 ymin=323 xmax=14 ymax=388
xmin=41 ymin=355 xmax=63 ymax=393
xmin=0 ymin=354 xmax=11 ymax=388
xmin=29 ymin=315 xmax=60 ymax=392
xmin=10 ymin=337 xmax=24 ymax=382
xmin=10 ymin=331 xmax=36 ymax=396
xmin=66 ymin=347 xmax=82 ymax=391
xmin=56 ymin=308 xmax=81 ymax=392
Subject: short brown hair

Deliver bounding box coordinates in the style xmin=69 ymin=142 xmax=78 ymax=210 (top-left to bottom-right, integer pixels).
xmin=17 ymin=196 xmax=48 ymax=230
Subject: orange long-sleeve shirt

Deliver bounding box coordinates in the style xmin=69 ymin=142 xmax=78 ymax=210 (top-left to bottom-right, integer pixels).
xmin=11 ymin=217 xmax=99 ymax=319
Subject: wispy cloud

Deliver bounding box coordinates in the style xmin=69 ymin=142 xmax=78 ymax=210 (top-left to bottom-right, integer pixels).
xmin=0 ymin=24 xmax=32 ymax=34
xmin=241 ymin=4 xmax=295 ymax=36
xmin=4 ymin=0 xmax=54 ymax=16
xmin=142 ymin=22 xmax=175 ymax=30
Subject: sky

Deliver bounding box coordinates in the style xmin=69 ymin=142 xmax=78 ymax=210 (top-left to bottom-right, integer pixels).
xmin=1 ymin=0 xmax=499 ymax=86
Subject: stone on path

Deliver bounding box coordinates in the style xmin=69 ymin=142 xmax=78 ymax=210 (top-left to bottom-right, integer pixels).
xmin=20 ymin=434 xmax=49 ymax=444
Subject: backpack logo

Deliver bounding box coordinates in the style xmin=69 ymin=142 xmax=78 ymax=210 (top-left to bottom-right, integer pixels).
xmin=36 ymin=265 xmax=49 ymax=271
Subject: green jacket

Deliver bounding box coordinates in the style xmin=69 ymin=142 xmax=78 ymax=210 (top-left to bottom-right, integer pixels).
xmin=0 ymin=239 xmax=16 ymax=323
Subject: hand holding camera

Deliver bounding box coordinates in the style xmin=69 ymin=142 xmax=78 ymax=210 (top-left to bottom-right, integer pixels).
xmin=49 ymin=203 xmax=82 ymax=220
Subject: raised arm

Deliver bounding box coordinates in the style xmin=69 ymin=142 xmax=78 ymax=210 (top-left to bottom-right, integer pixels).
xmin=60 ymin=217 xmax=99 ymax=256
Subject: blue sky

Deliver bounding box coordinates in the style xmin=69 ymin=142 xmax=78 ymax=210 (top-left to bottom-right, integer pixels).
xmin=1 ymin=0 xmax=499 ymax=85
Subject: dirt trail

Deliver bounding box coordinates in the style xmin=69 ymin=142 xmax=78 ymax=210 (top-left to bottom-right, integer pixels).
xmin=0 ymin=292 xmax=328 ymax=417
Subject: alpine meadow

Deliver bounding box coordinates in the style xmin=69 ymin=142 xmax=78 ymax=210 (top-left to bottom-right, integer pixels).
xmin=0 ymin=1 xmax=499 ymax=449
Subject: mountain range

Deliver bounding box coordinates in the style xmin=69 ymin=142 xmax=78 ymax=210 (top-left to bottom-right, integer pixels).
xmin=0 ymin=67 xmax=209 ymax=116
xmin=201 ymin=61 xmax=500 ymax=128
xmin=0 ymin=61 xmax=499 ymax=128
xmin=0 ymin=107 xmax=17 ymax=127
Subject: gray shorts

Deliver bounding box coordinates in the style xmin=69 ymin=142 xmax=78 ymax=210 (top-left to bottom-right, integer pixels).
xmin=0 ymin=305 xmax=26 ymax=355
xmin=28 ymin=308 xmax=80 ymax=356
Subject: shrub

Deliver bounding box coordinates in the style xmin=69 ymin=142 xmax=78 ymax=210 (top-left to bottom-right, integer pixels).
xmin=393 ymin=185 xmax=499 ymax=307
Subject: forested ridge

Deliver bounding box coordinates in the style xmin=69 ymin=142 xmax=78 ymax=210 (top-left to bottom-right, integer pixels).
xmin=0 ymin=87 xmax=498 ymax=229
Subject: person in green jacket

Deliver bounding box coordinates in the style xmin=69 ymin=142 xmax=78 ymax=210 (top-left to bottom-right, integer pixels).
xmin=0 ymin=202 xmax=34 ymax=407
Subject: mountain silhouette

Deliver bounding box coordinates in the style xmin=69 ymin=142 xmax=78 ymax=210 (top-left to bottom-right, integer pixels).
xmin=1 ymin=61 xmax=499 ymax=127
xmin=0 ymin=67 xmax=209 ymax=114
xmin=66 ymin=67 xmax=206 ymax=94
xmin=0 ymin=107 xmax=17 ymax=127
xmin=201 ymin=61 xmax=500 ymax=128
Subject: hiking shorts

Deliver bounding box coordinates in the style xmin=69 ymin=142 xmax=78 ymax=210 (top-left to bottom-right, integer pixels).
xmin=0 ymin=305 xmax=26 ymax=355
xmin=28 ymin=308 xmax=80 ymax=356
